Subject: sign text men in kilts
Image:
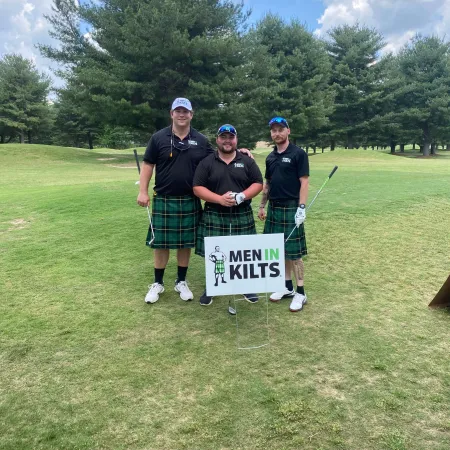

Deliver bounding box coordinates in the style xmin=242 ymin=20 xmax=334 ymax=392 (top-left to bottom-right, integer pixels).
xmin=258 ymin=117 xmax=310 ymax=312
xmin=193 ymin=124 xmax=263 ymax=307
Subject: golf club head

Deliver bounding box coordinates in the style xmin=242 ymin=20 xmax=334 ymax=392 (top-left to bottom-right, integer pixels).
xmin=228 ymin=305 xmax=236 ymax=315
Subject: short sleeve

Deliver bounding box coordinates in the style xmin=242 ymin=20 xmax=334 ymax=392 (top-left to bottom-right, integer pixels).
xmin=193 ymin=158 xmax=210 ymax=187
xmin=248 ymin=159 xmax=263 ymax=184
xmin=264 ymin=159 xmax=270 ymax=180
xmin=296 ymin=150 xmax=310 ymax=178
xmin=143 ymin=135 xmax=158 ymax=164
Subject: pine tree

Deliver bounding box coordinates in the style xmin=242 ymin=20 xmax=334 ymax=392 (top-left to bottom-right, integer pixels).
xmin=40 ymin=0 xmax=250 ymax=135
xmin=327 ymin=25 xmax=385 ymax=149
xmin=252 ymin=15 xmax=334 ymax=146
xmin=391 ymin=35 xmax=450 ymax=156
xmin=0 ymin=54 xmax=51 ymax=143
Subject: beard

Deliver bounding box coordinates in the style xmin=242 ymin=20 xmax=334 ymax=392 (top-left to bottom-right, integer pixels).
xmin=218 ymin=144 xmax=236 ymax=154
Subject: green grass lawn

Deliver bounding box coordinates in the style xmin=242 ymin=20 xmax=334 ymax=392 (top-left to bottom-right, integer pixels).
xmin=1 ymin=144 xmax=449 ymax=450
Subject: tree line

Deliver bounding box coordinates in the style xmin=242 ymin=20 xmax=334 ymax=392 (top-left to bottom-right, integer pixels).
xmin=1 ymin=0 xmax=450 ymax=156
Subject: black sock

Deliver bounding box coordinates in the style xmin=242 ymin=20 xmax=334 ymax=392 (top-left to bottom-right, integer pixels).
xmin=155 ymin=268 xmax=165 ymax=284
xmin=285 ymin=280 xmax=293 ymax=291
xmin=297 ymin=286 xmax=305 ymax=295
xmin=177 ymin=266 xmax=188 ymax=282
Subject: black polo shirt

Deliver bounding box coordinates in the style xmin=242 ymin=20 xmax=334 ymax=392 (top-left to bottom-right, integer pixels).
xmin=143 ymin=126 xmax=214 ymax=196
xmin=265 ymin=143 xmax=309 ymax=201
xmin=193 ymin=151 xmax=263 ymax=203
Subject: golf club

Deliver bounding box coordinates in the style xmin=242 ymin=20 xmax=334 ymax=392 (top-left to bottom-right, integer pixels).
xmin=134 ymin=149 xmax=155 ymax=245
xmin=285 ymin=165 xmax=339 ymax=242
xmin=228 ymin=198 xmax=236 ymax=315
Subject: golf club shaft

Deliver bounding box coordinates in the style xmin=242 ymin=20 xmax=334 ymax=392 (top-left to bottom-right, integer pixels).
xmin=285 ymin=166 xmax=338 ymax=242
xmin=306 ymin=165 xmax=338 ymax=212
xmin=133 ymin=149 xmax=141 ymax=174
xmin=134 ymin=149 xmax=155 ymax=243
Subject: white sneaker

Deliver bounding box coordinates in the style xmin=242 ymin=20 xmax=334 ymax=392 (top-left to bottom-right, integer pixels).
xmin=174 ymin=280 xmax=194 ymax=301
xmin=145 ymin=283 xmax=164 ymax=304
xmin=289 ymin=293 xmax=307 ymax=312
xmin=270 ymin=288 xmax=295 ymax=302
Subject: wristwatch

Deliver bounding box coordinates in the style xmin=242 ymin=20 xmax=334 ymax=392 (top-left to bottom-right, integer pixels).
xmin=299 ymin=204 xmax=305 ymax=209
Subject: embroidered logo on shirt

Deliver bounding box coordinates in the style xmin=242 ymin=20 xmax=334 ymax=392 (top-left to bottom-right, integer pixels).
xmin=188 ymin=140 xmax=198 ymax=146
xmin=282 ymin=157 xmax=291 ymax=163
xmin=234 ymin=163 xmax=244 ymax=168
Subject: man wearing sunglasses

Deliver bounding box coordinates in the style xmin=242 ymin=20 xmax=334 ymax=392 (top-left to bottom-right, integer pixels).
xmin=258 ymin=117 xmax=310 ymax=312
xmin=193 ymin=124 xmax=263 ymax=307
xmin=137 ymin=99 xmax=254 ymax=305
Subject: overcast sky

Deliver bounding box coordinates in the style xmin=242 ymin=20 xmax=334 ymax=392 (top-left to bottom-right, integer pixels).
xmin=1 ymin=0 xmax=450 ymax=88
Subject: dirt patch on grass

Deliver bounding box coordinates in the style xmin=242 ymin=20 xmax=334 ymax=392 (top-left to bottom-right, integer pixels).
xmin=10 ymin=219 xmax=27 ymax=227
xmin=97 ymin=157 xmax=117 ymax=161
xmin=1 ymin=218 xmax=30 ymax=234
xmin=316 ymin=385 xmax=346 ymax=401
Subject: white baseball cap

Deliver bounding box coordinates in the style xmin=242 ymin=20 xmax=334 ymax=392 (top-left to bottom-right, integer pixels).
xmin=171 ymin=97 xmax=193 ymax=111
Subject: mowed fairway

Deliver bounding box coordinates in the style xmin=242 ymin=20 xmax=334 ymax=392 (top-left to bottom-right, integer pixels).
xmin=1 ymin=144 xmax=449 ymax=450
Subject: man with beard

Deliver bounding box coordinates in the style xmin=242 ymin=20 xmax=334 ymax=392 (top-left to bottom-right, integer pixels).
xmin=137 ymin=101 xmax=254 ymax=305
xmin=258 ymin=117 xmax=310 ymax=312
xmin=193 ymin=124 xmax=263 ymax=307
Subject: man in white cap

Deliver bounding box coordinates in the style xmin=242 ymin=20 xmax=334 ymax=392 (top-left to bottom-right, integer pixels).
xmin=137 ymin=99 xmax=252 ymax=305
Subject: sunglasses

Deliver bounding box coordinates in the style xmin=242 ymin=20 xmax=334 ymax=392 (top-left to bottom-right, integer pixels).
xmin=217 ymin=125 xmax=237 ymax=136
xmin=269 ymin=117 xmax=289 ymax=128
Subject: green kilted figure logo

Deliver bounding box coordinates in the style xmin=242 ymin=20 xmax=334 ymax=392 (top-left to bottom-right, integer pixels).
xmin=209 ymin=246 xmax=227 ymax=287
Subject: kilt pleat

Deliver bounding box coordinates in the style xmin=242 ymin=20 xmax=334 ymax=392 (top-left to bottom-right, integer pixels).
xmin=264 ymin=200 xmax=307 ymax=260
xmin=195 ymin=203 xmax=256 ymax=257
xmin=147 ymin=194 xmax=202 ymax=249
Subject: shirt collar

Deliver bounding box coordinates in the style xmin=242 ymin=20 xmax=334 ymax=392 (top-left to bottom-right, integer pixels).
xmin=166 ymin=126 xmax=198 ymax=138
xmin=273 ymin=142 xmax=292 ymax=155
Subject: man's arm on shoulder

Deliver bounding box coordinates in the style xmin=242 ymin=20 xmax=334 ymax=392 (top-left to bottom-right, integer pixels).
xmin=238 ymin=148 xmax=254 ymax=159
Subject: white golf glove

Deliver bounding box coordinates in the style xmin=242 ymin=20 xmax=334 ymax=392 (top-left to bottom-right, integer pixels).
xmin=235 ymin=192 xmax=246 ymax=205
xmin=229 ymin=192 xmax=245 ymax=205
xmin=295 ymin=206 xmax=306 ymax=227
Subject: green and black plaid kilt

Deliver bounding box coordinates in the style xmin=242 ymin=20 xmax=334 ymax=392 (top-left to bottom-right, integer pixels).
xmin=264 ymin=200 xmax=307 ymax=260
xmin=146 ymin=194 xmax=202 ymax=249
xmin=215 ymin=260 xmax=225 ymax=274
xmin=195 ymin=203 xmax=256 ymax=257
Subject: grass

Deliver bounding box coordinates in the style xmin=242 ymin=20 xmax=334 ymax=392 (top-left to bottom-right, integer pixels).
xmin=1 ymin=143 xmax=449 ymax=450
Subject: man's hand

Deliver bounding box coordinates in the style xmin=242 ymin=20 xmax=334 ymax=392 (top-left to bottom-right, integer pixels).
xmin=238 ymin=148 xmax=254 ymax=159
xmin=258 ymin=207 xmax=266 ymax=221
xmin=137 ymin=192 xmax=150 ymax=207
xmin=295 ymin=206 xmax=306 ymax=227
xmin=218 ymin=191 xmax=236 ymax=207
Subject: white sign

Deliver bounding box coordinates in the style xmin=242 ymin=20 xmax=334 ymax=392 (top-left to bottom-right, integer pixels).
xmin=204 ymin=234 xmax=285 ymax=296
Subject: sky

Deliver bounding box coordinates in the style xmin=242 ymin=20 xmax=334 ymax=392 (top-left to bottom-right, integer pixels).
xmin=1 ymin=0 xmax=450 ymax=87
